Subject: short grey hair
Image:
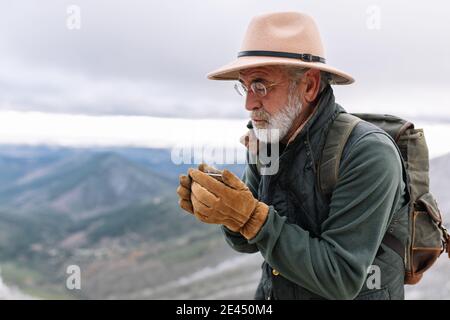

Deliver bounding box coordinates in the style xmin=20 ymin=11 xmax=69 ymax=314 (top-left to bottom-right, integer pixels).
xmin=280 ymin=66 xmax=331 ymax=94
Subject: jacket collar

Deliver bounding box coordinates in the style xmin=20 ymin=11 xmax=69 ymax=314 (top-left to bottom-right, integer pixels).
xmin=286 ymin=85 xmax=342 ymax=148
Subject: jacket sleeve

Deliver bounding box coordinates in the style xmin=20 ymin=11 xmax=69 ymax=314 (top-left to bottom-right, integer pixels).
xmin=221 ymin=151 xmax=260 ymax=254
xmin=248 ymin=132 xmax=406 ymax=299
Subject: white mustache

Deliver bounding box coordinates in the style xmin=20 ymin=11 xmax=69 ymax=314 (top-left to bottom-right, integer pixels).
xmin=251 ymin=109 xmax=271 ymax=122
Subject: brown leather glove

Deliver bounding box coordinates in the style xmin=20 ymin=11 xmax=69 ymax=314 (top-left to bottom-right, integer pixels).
xmin=189 ymin=168 xmax=269 ymax=240
xmin=176 ymin=164 xmax=222 ymax=215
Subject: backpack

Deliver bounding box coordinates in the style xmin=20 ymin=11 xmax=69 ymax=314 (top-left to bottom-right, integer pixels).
xmin=318 ymin=112 xmax=450 ymax=285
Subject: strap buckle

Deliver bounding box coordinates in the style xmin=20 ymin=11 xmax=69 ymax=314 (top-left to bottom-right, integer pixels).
xmin=441 ymin=225 xmax=450 ymax=257
xmin=300 ymin=53 xmax=314 ymax=62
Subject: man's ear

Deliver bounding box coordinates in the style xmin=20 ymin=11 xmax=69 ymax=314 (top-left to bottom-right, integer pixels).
xmin=300 ymin=69 xmax=321 ymax=105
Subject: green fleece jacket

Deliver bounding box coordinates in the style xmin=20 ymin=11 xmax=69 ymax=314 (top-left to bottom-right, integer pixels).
xmin=222 ymin=87 xmax=407 ymax=300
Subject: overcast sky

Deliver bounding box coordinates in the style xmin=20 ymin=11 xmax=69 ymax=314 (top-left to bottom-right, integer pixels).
xmin=0 ymin=0 xmax=449 ymax=120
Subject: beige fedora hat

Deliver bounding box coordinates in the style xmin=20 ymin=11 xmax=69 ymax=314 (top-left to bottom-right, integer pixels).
xmin=207 ymin=12 xmax=354 ymax=85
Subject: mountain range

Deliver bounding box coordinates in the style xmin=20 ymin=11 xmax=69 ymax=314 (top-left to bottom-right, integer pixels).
xmin=0 ymin=144 xmax=447 ymax=299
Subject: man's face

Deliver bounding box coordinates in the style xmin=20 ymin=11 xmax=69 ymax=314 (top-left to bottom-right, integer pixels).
xmin=239 ymin=66 xmax=290 ymax=120
xmin=238 ymin=66 xmax=303 ymax=143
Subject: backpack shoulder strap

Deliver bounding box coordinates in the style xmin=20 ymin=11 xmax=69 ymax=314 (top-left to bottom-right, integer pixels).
xmin=318 ymin=112 xmax=362 ymax=196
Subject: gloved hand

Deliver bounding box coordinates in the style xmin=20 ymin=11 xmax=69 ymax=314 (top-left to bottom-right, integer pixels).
xmin=176 ymin=163 xmax=222 ymax=215
xmin=189 ymin=168 xmax=269 ymax=240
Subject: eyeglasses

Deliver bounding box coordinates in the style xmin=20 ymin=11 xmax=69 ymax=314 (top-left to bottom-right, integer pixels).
xmin=234 ymin=80 xmax=280 ymax=98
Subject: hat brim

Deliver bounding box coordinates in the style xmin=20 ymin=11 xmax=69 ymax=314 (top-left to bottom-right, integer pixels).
xmin=207 ymin=56 xmax=354 ymax=85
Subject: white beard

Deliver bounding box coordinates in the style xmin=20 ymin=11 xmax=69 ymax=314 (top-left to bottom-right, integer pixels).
xmin=251 ymin=94 xmax=303 ymax=144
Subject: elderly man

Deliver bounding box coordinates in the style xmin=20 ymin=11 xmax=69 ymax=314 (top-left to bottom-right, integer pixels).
xmin=176 ymin=12 xmax=408 ymax=300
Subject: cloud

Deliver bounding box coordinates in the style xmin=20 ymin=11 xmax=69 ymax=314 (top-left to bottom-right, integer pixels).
xmin=0 ymin=271 xmax=35 ymax=299
xmin=0 ymin=110 xmax=248 ymax=148
xmin=0 ymin=1 xmax=448 ymax=118
xmin=0 ymin=110 xmax=449 ymax=159
xmin=0 ymin=56 xmax=246 ymax=118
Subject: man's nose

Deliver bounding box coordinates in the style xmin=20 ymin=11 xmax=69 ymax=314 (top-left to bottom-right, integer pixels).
xmin=245 ymin=93 xmax=262 ymax=111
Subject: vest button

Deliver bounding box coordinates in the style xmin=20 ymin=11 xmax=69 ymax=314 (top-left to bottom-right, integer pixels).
xmin=272 ymin=269 xmax=280 ymax=276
